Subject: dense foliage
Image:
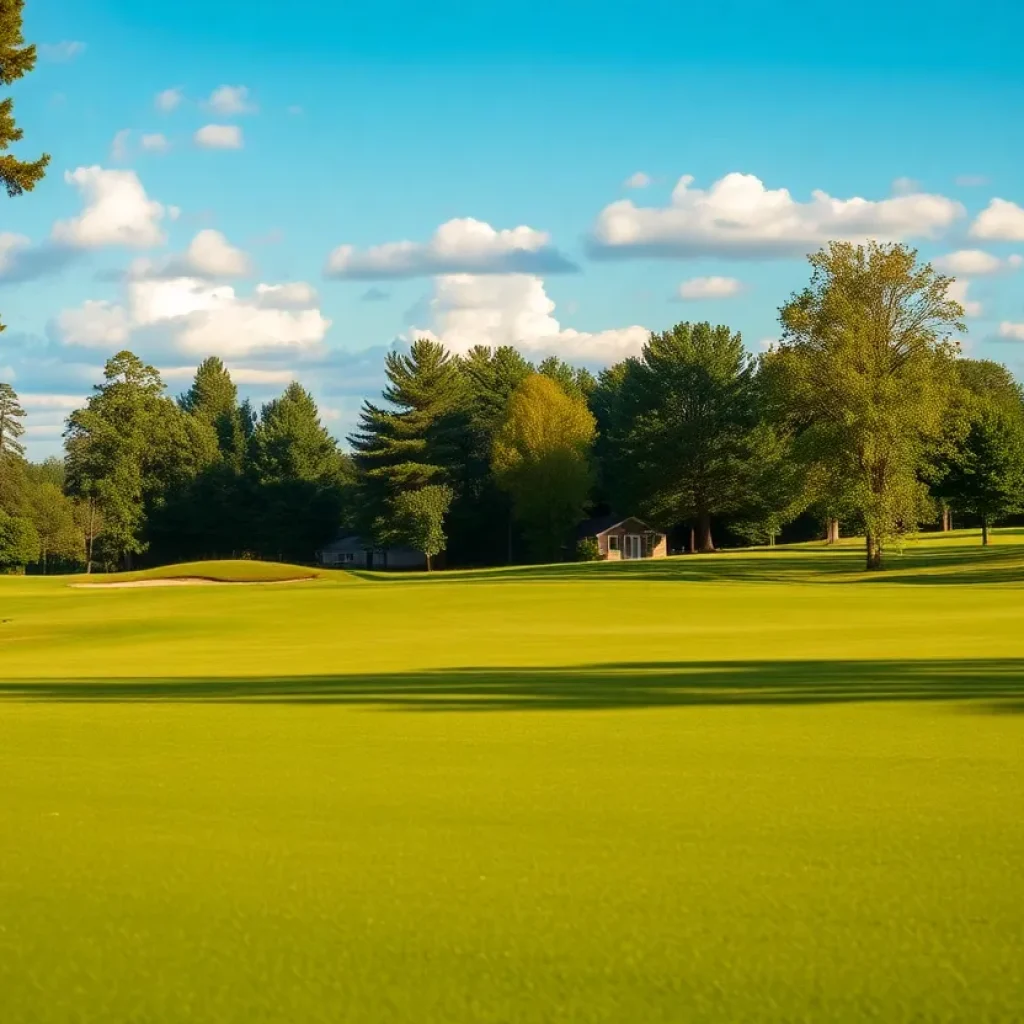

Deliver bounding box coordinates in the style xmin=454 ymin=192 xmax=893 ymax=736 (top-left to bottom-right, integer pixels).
xmin=2 ymin=243 xmax=1024 ymax=573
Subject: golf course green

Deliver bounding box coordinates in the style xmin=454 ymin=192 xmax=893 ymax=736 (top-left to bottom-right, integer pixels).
xmin=2 ymin=531 xmax=1023 ymax=1022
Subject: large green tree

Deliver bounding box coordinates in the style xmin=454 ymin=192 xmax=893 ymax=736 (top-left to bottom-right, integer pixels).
xmin=601 ymin=322 xmax=755 ymax=552
xmin=492 ymin=373 xmax=596 ymax=563
xmin=65 ymin=352 xmax=218 ymax=568
xmin=27 ymin=481 xmax=83 ymax=572
xmin=350 ymin=339 xmax=466 ymax=544
xmin=933 ymin=405 xmax=1024 ymax=545
xmin=391 ymin=483 xmax=453 ymax=570
xmin=1 ymin=0 xmax=49 ymax=334
xmin=777 ymin=242 xmax=963 ymax=569
xmin=0 ymin=506 xmax=37 ymax=573
xmin=179 ymin=357 xmax=247 ymax=466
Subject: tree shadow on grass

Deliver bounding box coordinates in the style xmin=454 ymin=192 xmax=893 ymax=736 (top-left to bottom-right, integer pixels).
xmin=1 ymin=659 xmax=1023 ymax=713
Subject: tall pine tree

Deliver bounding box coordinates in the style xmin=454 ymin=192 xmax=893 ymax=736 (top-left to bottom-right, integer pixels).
xmin=179 ymin=357 xmax=246 ymax=466
xmin=0 ymin=380 xmax=25 ymax=459
xmin=350 ymin=340 xmax=466 ymax=545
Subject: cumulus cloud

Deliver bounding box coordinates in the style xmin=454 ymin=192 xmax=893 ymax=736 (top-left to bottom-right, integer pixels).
xmin=624 ymin=171 xmax=651 ymax=189
xmin=39 ymin=41 xmax=86 ymax=62
xmin=946 ymin=280 xmax=981 ymax=318
xmin=325 ymin=217 xmax=578 ymax=280
xmin=590 ymin=172 xmax=965 ymax=259
xmin=969 ymin=198 xmax=1024 ymax=241
xmin=411 ymin=274 xmax=648 ymax=362
xmin=194 ymin=124 xmax=244 ymax=150
xmin=677 ymin=276 xmax=743 ymax=300
xmin=52 ymin=167 xmax=168 ymax=249
xmin=360 ymin=286 xmax=390 ymax=302
xmin=254 ymin=282 xmax=319 ymax=309
xmin=155 ymin=88 xmax=183 ymax=112
xmin=130 ymin=230 xmax=252 ymax=281
xmin=56 ymin=300 xmax=132 ymax=347
xmin=54 ymin=276 xmax=329 ymax=358
xmin=203 ymin=85 xmax=257 ymax=116
xmin=933 ymin=249 xmax=1022 ymax=276
xmin=955 ymin=175 xmax=989 ymax=188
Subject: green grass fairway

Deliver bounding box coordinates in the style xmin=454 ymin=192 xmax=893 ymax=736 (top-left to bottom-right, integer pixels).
xmin=2 ymin=531 xmax=1023 ymax=1022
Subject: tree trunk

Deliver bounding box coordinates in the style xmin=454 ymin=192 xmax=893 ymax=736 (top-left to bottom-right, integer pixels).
xmin=689 ymin=526 xmax=695 ymax=554
xmin=826 ymin=518 xmax=840 ymax=545
xmin=426 ymin=552 xmax=432 ymax=572
xmin=865 ymin=532 xmax=883 ymax=571
xmin=696 ymin=512 xmax=714 ymax=553
xmin=941 ymin=506 xmax=952 ymax=532
xmin=982 ymin=517 xmax=989 ymax=546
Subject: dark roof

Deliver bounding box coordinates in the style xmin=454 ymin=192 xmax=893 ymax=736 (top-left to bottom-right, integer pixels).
xmin=319 ymin=535 xmax=423 ymax=556
xmin=575 ymin=515 xmax=660 ymax=540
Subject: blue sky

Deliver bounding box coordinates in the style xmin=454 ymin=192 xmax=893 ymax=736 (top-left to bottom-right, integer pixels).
xmin=4 ymin=0 xmax=1024 ymax=454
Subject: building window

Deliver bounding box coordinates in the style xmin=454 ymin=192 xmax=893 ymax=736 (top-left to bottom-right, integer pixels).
xmin=608 ymin=535 xmax=619 ymax=551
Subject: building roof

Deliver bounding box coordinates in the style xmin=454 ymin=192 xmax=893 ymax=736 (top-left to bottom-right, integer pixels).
xmin=575 ymin=515 xmax=661 ymax=540
xmin=318 ymin=535 xmax=423 ymax=556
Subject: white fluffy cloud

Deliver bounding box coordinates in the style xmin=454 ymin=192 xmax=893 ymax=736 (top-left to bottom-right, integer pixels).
xmin=624 ymin=171 xmax=651 ymax=189
xmin=412 ymin=274 xmax=648 ymax=361
xmin=326 ymin=217 xmax=577 ymax=279
xmin=194 ymin=124 xmax=244 ymax=150
xmin=55 ymin=277 xmax=329 ymax=358
xmin=155 ymin=88 xmax=183 ymax=113
xmin=255 ymin=282 xmax=319 ymax=308
xmin=678 ymin=276 xmax=743 ymax=299
xmin=946 ymin=280 xmax=981 ymax=318
xmin=969 ymin=199 xmax=1024 ymax=241
xmin=131 ymin=230 xmax=252 ymax=280
xmin=590 ymin=172 xmax=964 ymax=258
xmin=933 ymin=249 xmax=1022 ymax=275
xmin=51 ymin=167 xmax=168 ymax=249
xmin=998 ymin=322 xmax=1024 ymax=341
xmin=203 ymin=85 xmax=256 ymax=116
xmin=56 ymin=301 xmax=132 ymax=347
xmin=39 ymin=41 xmax=86 ymax=62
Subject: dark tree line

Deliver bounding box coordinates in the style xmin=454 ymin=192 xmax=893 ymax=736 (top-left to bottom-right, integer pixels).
xmin=3 ymin=243 xmax=1024 ymax=574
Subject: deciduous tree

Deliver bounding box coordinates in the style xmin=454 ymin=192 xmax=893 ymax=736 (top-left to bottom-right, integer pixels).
xmin=391 ymin=483 xmax=453 ymax=570
xmin=777 ymin=243 xmax=963 ymax=569
xmin=492 ymin=374 xmax=596 ymax=563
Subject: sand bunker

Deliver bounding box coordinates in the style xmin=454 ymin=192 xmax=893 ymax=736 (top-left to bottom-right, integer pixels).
xmin=70 ymin=577 xmax=315 ymax=589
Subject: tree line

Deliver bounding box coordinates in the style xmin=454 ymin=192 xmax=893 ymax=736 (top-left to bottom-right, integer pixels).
xmin=3 ymin=241 xmax=1024 ymax=575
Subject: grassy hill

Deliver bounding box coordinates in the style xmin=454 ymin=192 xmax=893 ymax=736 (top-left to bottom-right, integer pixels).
xmin=73 ymin=559 xmax=326 ymax=585
xmin=1 ymin=531 xmax=1023 ymax=1022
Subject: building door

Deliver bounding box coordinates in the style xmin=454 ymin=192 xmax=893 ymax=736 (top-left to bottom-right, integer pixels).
xmin=625 ymin=535 xmax=642 ymax=559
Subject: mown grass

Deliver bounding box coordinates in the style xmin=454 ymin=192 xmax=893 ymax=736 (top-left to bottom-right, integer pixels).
xmin=75 ymin=558 xmax=328 ymax=584
xmin=1 ymin=531 xmax=1023 ymax=1022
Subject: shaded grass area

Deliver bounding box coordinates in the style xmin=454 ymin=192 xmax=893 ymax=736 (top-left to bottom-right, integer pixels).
xmin=3 ymin=658 xmax=1024 ymax=712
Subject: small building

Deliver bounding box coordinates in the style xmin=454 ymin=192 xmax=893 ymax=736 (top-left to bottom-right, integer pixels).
xmin=317 ymin=535 xmax=427 ymax=571
xmin=577 ymin=516 xmax=668 ymax=561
